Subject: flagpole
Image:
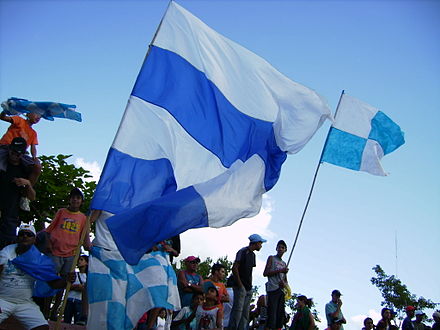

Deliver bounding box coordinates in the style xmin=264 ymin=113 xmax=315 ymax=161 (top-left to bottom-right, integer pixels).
xmin=286 ymin=90 xmax=345 ymax=267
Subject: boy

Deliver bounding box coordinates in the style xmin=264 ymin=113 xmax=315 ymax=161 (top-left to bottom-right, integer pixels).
xmin=196 ymin=282 xmax=223 ymax=329
xmin=172 ymin=292 xmax=204 ymax=330
xmin=45 ymin=187 xmax=90 ymax=319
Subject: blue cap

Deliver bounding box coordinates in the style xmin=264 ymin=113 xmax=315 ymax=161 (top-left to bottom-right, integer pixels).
xmin=248 ymin=234 xmax=267 ymax=243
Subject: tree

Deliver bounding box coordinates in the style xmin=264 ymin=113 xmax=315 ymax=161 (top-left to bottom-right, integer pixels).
xmin=371 ymin=265 xmax=437 ymax=320
xmin=20 ymin=154 xmax=97 ymax=231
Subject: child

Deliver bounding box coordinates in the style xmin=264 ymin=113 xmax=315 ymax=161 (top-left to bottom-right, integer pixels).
xmin=172 ymin=292 xmax=204 ymax=330
xmin=196 ymin=282 xmax=223 ymax=330
xmin=44 ymin=187 xmax=91 ymax=320
xmin=0 ymin=111 xmax=41 ymax=161
xmin=64 ymin=255 xmax=88 ymax=324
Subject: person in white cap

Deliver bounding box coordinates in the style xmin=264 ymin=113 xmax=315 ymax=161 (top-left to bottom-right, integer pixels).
xmin=228 ymin=233 xmax=266 ymax=329
xmin=0 ymin=224 xmax=73 ymax=330
xmin=413 ymin=310 xmax=427 ymax=330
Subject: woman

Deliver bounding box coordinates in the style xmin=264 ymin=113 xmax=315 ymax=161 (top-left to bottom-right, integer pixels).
xmin=263 ymin=240 xmax=289 ymax=330
xmin=376 ymin=308 xmax=391 ymax=330
xmin=290 ymin=295 xmax=315 ymax=330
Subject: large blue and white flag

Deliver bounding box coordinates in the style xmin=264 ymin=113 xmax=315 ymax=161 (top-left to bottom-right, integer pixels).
xmin=91 ymin=1 xmax=331 ymax=264
xmin=321 ymin=93 xmax=405 ymax=176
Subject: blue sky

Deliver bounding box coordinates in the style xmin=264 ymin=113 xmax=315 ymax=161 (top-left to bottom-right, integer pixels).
xmin=1 ymin=0 xmax=439 ymax=328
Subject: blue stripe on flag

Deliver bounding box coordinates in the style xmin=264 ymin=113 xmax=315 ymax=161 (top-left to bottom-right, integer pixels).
xmin=368 ymin=111 xmax=405 ymax=155
xmin=103 ymin=259 xmax=127 ymax=281
xmin=127 ymin=274 xmax=143 ymax=299
xmin=149 ymin=286 xmax=175 ymax=310
xmin=107 ymin=186 xmax=208 ymax=265
xmin=91 ymin=148 xmax=177 ymax=214
xmin=132 ymin=46 xmax=286 ymax=191
xmin=108 ymin=301 xmax=130 ymax=330
xmin=321 ymin=127 xmax=367 ymax=171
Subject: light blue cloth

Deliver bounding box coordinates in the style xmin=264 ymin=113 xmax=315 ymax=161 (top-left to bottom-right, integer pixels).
xmin=1 ymin=97 xmax=81 ymax=122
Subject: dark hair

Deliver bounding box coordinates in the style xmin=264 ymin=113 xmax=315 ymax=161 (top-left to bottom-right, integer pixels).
xmin=193 ymin=292 xmax=204 ymax=300
xmin=297 ymin=295 xmax=313 ymax=308
xmin=70 ymin=187 xmax=84 ymax=200
xmin=381 ymin=307 xmax=390 ymax=317
xmin=211 ymin=263 xmax=226 ymax=274
xmin=364 ymin=317 xmax=373 ymax=325
xmin=78 ymin=255 xmax=89 ymax=272
xmin=277 ymin=240 xmax=287 ymax=249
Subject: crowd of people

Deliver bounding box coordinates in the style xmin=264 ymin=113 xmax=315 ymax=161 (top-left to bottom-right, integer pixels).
xmin=0 ymin=112 xmax=439 ymax=330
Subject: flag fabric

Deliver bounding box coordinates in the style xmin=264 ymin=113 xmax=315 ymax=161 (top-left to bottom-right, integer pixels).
xmin=1 ymin=97 xmax=81 ymax=122
xmin=91 ymin=1 xmax=331 ymax=265
xmin=87 ymin=245 xmax=180 ymax=330
xmin=321 ymin=93 xmax=405 ymax=176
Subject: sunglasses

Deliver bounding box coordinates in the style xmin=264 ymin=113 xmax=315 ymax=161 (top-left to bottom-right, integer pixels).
xmin=18 ymin=231 xmax=35 ymax=238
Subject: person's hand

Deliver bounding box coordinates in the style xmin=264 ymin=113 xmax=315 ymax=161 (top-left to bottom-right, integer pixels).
xmin=12 ymin=177 xmax=31 ymax=187
xmin=66 ymin=272 xmax=76 ymax=283
xmin=281 ymin=267 xmax=289 ymax=273
xmin=279 ymin=280 xmax=285 ymax=288
xmin=337 ymin=298 xmax=343 ymax=307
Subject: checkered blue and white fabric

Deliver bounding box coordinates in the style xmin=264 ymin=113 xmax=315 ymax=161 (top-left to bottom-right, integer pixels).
xmin=87 ymin=246 xmax=180 ymax=330
xmin=321 ymin=93 xmax=405 ymax=176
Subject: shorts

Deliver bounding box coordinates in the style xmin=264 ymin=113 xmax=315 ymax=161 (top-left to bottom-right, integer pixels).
xmin=0 ymin=297 xmax=48 ymax=329
xmin=50 ymin=255 xmax=75 ymax=275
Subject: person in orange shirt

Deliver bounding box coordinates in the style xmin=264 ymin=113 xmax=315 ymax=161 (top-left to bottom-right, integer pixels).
xmin=208 ymin=263 xmax=230 ymax=307
xmin=44 ymin=187 xmax=91 ymax=320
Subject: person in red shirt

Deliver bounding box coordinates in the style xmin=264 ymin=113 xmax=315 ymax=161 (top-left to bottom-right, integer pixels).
xmin=44 ymin=187 xmax=91 ymax=320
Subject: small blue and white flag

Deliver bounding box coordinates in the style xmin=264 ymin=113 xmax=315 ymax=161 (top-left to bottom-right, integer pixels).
xmin=1 ymin=97 xmax=81 ymax=122
xmin=321 ymin=93 xmax=405 ymax=176
xmin=91 ymin=1 xmax=331 ymax=265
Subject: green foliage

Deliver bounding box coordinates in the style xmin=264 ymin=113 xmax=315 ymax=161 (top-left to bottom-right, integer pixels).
xmin=371 ymin=265 xmax=437 ymax=320
xmin=20 ymin=154 xmax=97 ymax=231
xmin=286 ymin=293 xmax=321 ymax=323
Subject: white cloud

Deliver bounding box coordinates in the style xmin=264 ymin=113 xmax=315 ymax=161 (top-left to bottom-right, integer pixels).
xmin=350 ymin=309 xmax=381 ymax=328
xmin=74 ymin=158 xmax=102 ymax=182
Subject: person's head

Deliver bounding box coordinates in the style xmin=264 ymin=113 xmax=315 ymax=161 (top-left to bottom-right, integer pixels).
xmin=415 ymin=311 xmax=425 ymax=322
xmin=406 ymin=306 xmax=416 ymax=318
xmin=432 ymin=311 xmax=440 ymax=323
xmin=331 ymin=289 xmax=342 ymax=303
xmin=203 ymin=281 xmax=219 ymax=302
xmin=78 ymin=255 xmax=89 ymax=271
xmin=158 ymin=308 xmax=166 ymax=319
xmin=184 ymin=256 xmax=200 ymax=272
xmin=296 ymin=295 xmax=312 ymax=309
xmin=363 ymin=317 xmax=374 ymax=330
xmin=68 ymin=187 xmax=84 ymax=211
xmin=8 ymin=137 xmax=27 ymax=164
xmin=17 ymin=223 xmax=36 ymax=250
xmin=248 ymin=234 xmax=266 ymax=251
xmin=211 ymin=263 xmax=226 ymax=281
xmin=276 ymin=240 xmax=287 ymax=257
xmin=381 ymin=308 xmax=391 ymax=320
xmin=192 ymin=292 xmax=204 ymax=307
xmin=26 ymin=112 xmax=41 ymax=125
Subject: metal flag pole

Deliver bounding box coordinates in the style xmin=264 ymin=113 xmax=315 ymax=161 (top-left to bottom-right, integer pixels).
xmin=286 ymin=90 xmax=345 ymax=267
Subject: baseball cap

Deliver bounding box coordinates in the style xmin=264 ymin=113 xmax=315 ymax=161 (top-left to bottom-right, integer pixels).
xmin=406 ymin=306 xmax=416 ymax=312
xmin=9 ymin=137 xmax=27 ymax=154
xmin=415 ymin=310 xmax=425 ymax=316
xmin=332 ymin=289 xmax=342 ymax=297
xmin=203 ymin=281 xmax=218 ymax=293
xmin=248 ymin=234 xmax=267 ymax=243
xmin=184 ymin=256 xmax=200 ymax=263
xmin=18 ymin=223 xmax=36 ymax=236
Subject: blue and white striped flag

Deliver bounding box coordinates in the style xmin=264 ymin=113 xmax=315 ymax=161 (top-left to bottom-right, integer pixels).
xmin=321 ymin=93 xmax=405 ymax=175
xmin=91 ymin=1 xmax=331 ymax=265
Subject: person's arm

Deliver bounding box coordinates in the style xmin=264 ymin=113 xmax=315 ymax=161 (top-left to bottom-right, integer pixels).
xmin=216 ymin=307 xmax=224 ymax=329
xmin=178 ymin=270 xmax=193 ymax=293
xmin=231 ymin=260 xmax=243 ymax=288
xmin=89 ymin=209 xmax=102 ymax=223
xmin=190 ymin=275 xmax=204 ymax=293
xmin=220 ymin=286 xmax=229 ymax=303
xmin=308 ymin=310 xmax=316 ymax=330
xmin=12 ymin=177 xmax=36 ymax=200
xmin=0 ymin=111 xmax=13 ymax=123
xmin=48 ymin=272 xmax=76 ymax=289
xmin=30 ymin=144 xmax=37 ymax=160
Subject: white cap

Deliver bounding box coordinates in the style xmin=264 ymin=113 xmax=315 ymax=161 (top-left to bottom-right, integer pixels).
xmin=18 ymin=223 xmax=36 ymax=236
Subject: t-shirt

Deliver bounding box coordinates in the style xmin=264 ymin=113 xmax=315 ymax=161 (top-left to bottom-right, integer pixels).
xmin=0 ymin=161 xmax=30 ymax=220
xmin=265 ymin=255 xmax=287 ymax=292
xmin=234 ymin=246 xmax=255 ymax=291
xmin=173 ymin=306 xmax=197 ymax=330
xmin=210 ymin=280 xmax=228 ymax=308
xmin=0 ymin=116 xmax=38 ymax=146
xmin=291 ymin=306 xmax=312 ymax=330
xmin=195 ymin=305 xmax=222 ymax=329
xmin=67 ymin=272 xmax=87 ymax=300
xmin=0 ymin=244 xmax=36 ymax=303
xmin=45 ymin=208 xmax=87 ymax=257
xmin=325 ymin=301 xmax=344 ymax=330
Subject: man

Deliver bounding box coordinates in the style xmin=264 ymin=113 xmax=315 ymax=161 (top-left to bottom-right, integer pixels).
xmin=228 ymin=233 xmax=266 ymax=329
xmin=432 ymin=311 xmax=440 ymax=330
xmin=208 ymin=263 xmax=230 ymax=306
xmin=0 ymin=137 xmax=36 ymax=248
xmin=413 ymin=310 xmax=428 ymax=330
xmin=178 ymin=256 xmax=204 ymax=308
xmin=0 ymin=224 xmax=72 ymax=330
xmin=325 ymin=290 xmax=346 ymax=330
xmin=402 ymin=306 xmax=416 ymax=330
